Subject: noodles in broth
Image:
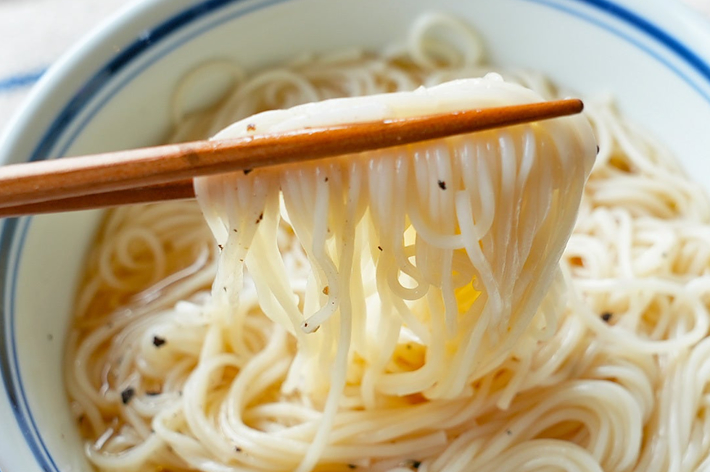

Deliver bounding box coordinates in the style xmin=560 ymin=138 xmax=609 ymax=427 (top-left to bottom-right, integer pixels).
xmin=65 ymin=13 xmax=710 ymax=472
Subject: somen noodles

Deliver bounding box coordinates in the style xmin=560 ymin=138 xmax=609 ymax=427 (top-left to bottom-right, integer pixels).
xmin=65 ymin=13 xmax=710 ymax=472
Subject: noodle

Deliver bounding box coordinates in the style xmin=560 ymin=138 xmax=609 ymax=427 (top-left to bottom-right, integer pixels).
xmin=64 ymin=12 xmax=710 ymax=472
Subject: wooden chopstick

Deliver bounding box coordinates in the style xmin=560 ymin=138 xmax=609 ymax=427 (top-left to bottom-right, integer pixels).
xmin=0 ymin=99 xmax=583 ymax=218
xmin=0 ymin=180 xmax=195 ymax=217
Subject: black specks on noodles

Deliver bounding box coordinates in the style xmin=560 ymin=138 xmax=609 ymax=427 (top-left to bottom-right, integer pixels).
xmin=152 ymin=335 xmax=166 ymax=347
xmin=438 ymin=180 xmax=447 ymax=190
xmin=121 ymin=387 xmax=136 ymax=405
xmin=601 ymin=312 xmax=613 ymax=322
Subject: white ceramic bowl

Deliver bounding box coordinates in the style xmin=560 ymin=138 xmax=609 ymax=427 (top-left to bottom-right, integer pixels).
xmin=2 ymin=0 xmax=710 ymax=470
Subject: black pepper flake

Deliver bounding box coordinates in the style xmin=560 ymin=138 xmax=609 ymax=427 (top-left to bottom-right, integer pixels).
xmin=243 ymin=168 xmax=253 ymax=175
xmin=438 ymin=180 xmax=447 ymax=190
xmin=324 ymin=177 xmax=329 ymax=182
xmin=348 ymin=465 xmax=357 ymax=470
xmin=233 ymin=228 xmax=238 ymax=233
xmin=506 ymin=429 xmax=513 ymax=436
xmin=47 ymin=334 xmax=53 ymax=341
xmin=246 ymin=123 xmax=256 ymax=131
xmin=235 ymin=446 xmax=242 ymax=453
xmin=152 ymin=336 xmax=166 ymax=347
xmin=377 ymin=245 xmax=383 ymax=251
xmin=601 ymin=312 xmax=613 ymax=322
xmin=410 ymin=460 xmax=422 ymax=469
xmin=256 ymin=212 xmax=264 ymax=224
xmin=121 ymin=387 xmax=135 ymax=405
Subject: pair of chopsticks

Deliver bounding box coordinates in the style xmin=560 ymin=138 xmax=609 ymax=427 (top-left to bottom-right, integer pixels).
xmin=0 ymin=99 xmax=583 ymax=218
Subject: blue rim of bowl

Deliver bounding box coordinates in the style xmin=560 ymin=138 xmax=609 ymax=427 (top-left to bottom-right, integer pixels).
xmin=2 ymin=0 xmax=710 ymax=470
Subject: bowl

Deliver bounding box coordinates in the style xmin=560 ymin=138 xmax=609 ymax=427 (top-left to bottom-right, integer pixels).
xmin=2 ymin=0 xmax=710 ymax=470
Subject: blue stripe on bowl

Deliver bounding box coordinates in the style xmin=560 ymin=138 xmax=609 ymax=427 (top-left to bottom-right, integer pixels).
xmin=532 ymin=0 xmax=710 ymax=101
xmin=580 ymin=0 xmax=710 ymax=81
xmin=1 ymin=0 xmax=710 ymax=470
xmin=5 ymin=216 xmax=52 ymax=471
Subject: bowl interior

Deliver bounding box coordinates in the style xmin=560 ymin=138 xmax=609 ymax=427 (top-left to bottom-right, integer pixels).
xmin=4 ymin=0 xmax=710 ymax=470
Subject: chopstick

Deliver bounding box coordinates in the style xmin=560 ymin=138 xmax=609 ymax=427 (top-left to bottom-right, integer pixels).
xmin=0 ymin=180 xmax=196 ymax=217
xmin=0 ymin=98 xmax=583 ymax=218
